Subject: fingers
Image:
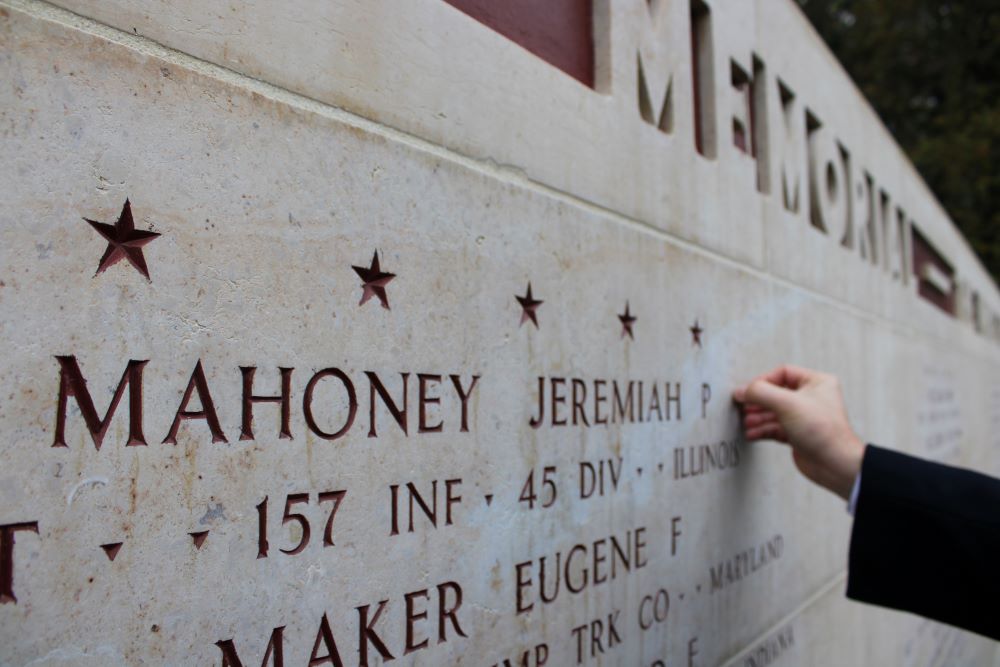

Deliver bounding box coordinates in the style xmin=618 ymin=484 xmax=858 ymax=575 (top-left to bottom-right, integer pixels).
xmin=743 ymin=378 xmax=797 ymax=414
xmin=742 ymin=410 xmax=786 ymax=441
xmin=734 ymin=372 xmax=791 ymax=441
xmin=742 ymin=411 xmax=778 ymax=427
xmin=757 ymin=364 xmax=816 ymax=390
xmin=733 ymin=364 xmax=827 ymax=414
xmin=733 ymin=365 xmax=810 ymax=404
xmin=744 ymin=422 xmax=788 ymax=442
xmin=733 ymin=384 xmax=775 ymax=404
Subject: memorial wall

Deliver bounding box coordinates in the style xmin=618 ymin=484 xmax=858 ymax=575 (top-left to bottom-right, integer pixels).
xmin=1 ymin=0 xmax=999 ymax=664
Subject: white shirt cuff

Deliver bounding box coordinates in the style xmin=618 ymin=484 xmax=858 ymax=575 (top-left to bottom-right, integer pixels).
xmin=847 ymin=472 xmax=862 ymax=515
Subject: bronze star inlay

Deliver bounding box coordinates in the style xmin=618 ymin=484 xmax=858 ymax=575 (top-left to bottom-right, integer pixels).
xmin=84 ymin=199 xmax=161 ymax=281
xmin=352 ymin=250 xmax=396 ymax=309
xmin=618 ymin=301 xmax=637 ymax=339
xmin=690 ymin=319 xmax=703 ymax=347
xmin=515 ymin=282 xmax=543 ymax=328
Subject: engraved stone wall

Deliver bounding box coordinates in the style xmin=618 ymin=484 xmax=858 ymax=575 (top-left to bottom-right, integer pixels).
xmin=1 ymin=1 xmax=999 ymax=665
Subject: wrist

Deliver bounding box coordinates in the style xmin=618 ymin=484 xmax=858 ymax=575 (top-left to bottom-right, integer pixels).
xmin=833 ymin=434 xmax=865 ymax=500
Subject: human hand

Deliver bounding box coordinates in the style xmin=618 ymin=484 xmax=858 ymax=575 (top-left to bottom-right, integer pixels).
xmin=732 ymin=365 xmax=865 ymax=500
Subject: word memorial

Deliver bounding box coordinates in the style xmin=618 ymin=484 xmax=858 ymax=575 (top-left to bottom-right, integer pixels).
xmin=2 ymin=0 xmax=999 ymax=665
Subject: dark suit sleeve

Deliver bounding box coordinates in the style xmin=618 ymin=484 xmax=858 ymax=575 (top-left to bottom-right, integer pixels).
xmin=847 ymin=444 xmax=1000 ymax=640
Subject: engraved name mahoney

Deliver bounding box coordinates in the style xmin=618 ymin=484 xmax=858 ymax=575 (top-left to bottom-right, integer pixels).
xmin=51 ymin=355 xmax=481 ymax=448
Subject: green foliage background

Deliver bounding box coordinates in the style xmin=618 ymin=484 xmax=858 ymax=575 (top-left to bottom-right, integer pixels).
xmin=796 ymin=0 xmax=1000 ymax=284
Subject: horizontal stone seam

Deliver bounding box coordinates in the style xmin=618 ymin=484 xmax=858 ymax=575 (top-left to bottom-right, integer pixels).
xmin=3 ymin=0 xmax=995 ymax=359
xmin=717 ymin=569 xmax=848 ymax=667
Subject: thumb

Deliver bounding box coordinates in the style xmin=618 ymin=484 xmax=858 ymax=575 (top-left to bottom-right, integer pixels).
xmin=743 ymin=379 xmax=797 ymax=415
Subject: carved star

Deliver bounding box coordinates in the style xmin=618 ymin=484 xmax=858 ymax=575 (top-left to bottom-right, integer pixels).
xmin=515 ymin=282 xmax=543 ymax=328
xmin=352 ymin=250 xmax=396 ymax=309
xmin=84 ymin=199 xmax=160 ymax=281
xmin=690 ymin=319 xmax=703 ymax=347
xmin=618 ymin=301 xmax=637 ymax=339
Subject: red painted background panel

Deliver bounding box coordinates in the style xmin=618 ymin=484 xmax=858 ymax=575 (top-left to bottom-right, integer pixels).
xmin=442 ymin=0 xmax=594 ymax=88
xmin=912 ymin=226 xmax=956 ymax=315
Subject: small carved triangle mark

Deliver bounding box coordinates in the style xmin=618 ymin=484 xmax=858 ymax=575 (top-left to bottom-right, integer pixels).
xmin=190 ymin=530 xmax=209 ymax=550
xmin=658 ymin=462 xmax=664 ymax=472
xmin=484 ymin=494 xmax=494 ymax=506
xmin=636 ymin=467 xmax=643 ymax=476
xmin=679 ymin=593 xmax=685 ymax=600
xmin=101 ymin=542 xmax=123 ymax=561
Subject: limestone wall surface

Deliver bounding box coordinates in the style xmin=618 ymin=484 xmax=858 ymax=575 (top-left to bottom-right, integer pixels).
xmin=1 ymin=0 xmax=998 ymax=665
